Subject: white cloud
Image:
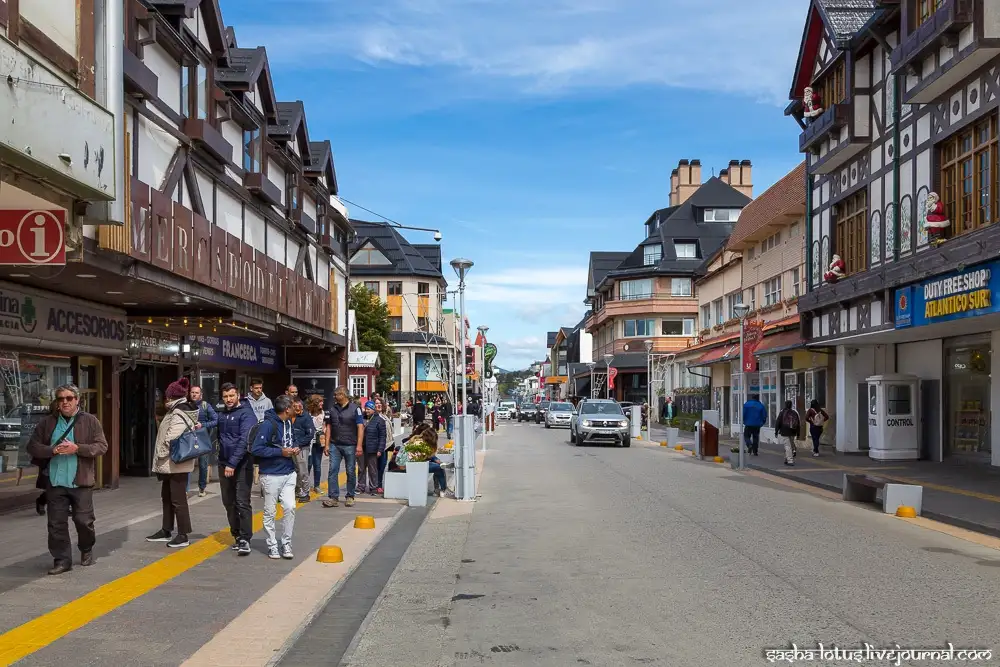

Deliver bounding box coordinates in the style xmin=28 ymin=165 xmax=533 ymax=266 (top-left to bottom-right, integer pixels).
xmin=239 ymin=0 xmax=805 ymax=104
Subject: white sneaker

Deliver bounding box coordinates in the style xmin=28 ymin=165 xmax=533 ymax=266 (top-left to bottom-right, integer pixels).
xmin=812 ymin=452 xmax=820 ymax=457
xmin=268 ymin=547 xmax=281 ymax=560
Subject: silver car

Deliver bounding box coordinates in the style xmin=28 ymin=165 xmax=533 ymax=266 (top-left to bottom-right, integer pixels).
xmin=544 ymin=402 xmax=573 ymax=428
xmin=570 ymin=399 xmax=630 ymax=447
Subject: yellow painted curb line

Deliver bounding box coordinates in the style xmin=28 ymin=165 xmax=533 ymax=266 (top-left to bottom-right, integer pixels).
xmin=713 ymin=456 xmax=724 ymax=463
xmin=895 ymin=505 xmax=917 ymax=518
xmin=353 ymin=515 xmax=376 ymax=529
xmin=316 ymin=545 xmax=345 ymax=563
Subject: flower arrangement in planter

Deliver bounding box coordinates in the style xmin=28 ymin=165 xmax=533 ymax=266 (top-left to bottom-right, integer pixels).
xmin=783 ymin=296 xmax=798 ymax=308
xmin=712 ymin=324 xmax=724 ymax=332
xmin=724 ymin=317 xmax=739 ymax=327
xmin=699 ymin=328 xmax=711 ymax=337
xmin=730 ymin=446 xmax=740 ymax=453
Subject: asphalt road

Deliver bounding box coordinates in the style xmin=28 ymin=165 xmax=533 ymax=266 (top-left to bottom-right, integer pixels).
xmin=340 ymin=421 xmax=1000 ymax=666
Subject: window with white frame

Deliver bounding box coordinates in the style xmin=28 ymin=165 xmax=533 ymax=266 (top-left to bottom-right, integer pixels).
xmin=701 ymin=304 xmax=711 ymax=329
xmin=350 ymin=375 xmax=368 ymax=398
xmin=643 ymin=244 xmax=662 ymax=266
xmin=763 ymin=276 xmax=782 ymax=306
xmin=791 ymin=267 xmax=801 ymax=298
xmin=661 ymin=318 xmax=696 ymax=336
xmin=713 ymin=298 xmax=723 ymax=325
xmin=789 ymin=222 xmax=799 ymax=239
xmin=746 ymin=246 xmax=755 ymax=260
xmin=761 ymin=231 xmax=781 ymax=252
xmin=671 ymin=277 xmax=692 ymax=296
xmin=623 ymin=319 xmax=656 ymax=337
xmin=674 ymin=242 xmax=698 ymax=259
xmin=704 ymin=208 xmax=741 ymax=222
xmin=619 ymin=278 xmax=653 ymax=300
xmin=726 ymin=292 xmax=742 ymax=319
xmin=745 ymin=286 xmax=756 ymax=311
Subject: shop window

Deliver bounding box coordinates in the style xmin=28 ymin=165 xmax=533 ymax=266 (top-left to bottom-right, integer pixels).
xmin=940 ymin=114 xmax=997 ymax=237
xmin=887 ymin=384 xmax=911 ymax=416
xmin=835 ymin=190 xmax=868 ymax=276
xmin=759 ymin=355 xmax=779 ymax=426
xmin=0 ymin=353 xmax=72 ymax=469
xmin=350 ymin=375 xmax=368 ymax=399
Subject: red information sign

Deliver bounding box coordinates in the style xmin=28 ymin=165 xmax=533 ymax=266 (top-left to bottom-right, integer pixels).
xmin=0 ymin=210 xmax=66 ymax=265
xmin=608 ymin=366 xmax=618 ymax=389
xmin=742 ymin=320 xmax=764 ymax=372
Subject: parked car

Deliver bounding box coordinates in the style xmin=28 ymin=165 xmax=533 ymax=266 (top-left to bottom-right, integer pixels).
xmin=518 ymin=403 xmax=538 ymax=422
xmin=570 ymin=399 xmax=630 ymax=447
xmin=544 ymin=402 xmax=574 ymax=428
xmin=499 ymin=400 xmax=517 ymax=419
xmin=496 ymin=405 xmax=511 ymax=420
xmin=535 ymin=401 xmax=551 ymax=424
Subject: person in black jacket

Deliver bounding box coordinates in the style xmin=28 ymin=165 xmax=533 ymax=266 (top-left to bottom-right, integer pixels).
xmin=775 ymin=400 xmax=801 ymax=467
xmin=216 ymin=383 xmax=257 ymax=555
xmin=290 ymin=397 xmax=316 ymax=502
xmin=357 ymin=401 xmax=386 ymax=495
xmin=411 ymin=399 xmax=426 ymax=426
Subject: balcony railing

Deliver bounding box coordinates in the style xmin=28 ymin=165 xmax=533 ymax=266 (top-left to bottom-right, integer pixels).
xmin=891 ymin=0 xmax=973 ymax=75
xmin=799 ymin=103 xmax=851 ymax=154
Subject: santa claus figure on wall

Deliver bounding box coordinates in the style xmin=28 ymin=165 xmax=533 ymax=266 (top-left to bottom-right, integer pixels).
xmin=924 ymin=192 xmax=950 ymax=245
xmin=803 ymin=86 xmax=823 ymax=122
xmin=824 ymin=255 xmax=846 ymax=283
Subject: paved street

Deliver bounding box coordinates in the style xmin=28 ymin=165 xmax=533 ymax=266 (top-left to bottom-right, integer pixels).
xmin=336 ymin=421 xmax=1000 ymax=666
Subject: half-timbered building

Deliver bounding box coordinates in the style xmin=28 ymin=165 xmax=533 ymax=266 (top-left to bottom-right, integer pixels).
xmin=789 ymin=0 xmax=1000 ymax=467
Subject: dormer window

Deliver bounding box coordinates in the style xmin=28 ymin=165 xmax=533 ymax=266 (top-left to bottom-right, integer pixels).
xmin=195 ymin=64 xmax=208 ymax=120
xmin=704 ymin=209 xmax=741 ymax=222
xmin=643 ymin=244 xmax=662 ymax=266
xmin=243 ymin=128 xmax=261 ymax=173
xmin=180 ymin=63 xmax=210 ymax=120
xmin=674 ymin=242 xmax=697 ymax=259
xmin=287 ymin=173 xmax=299 ymax=212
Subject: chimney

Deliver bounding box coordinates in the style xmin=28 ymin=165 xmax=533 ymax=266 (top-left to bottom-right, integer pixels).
xmin=727 ymin=159 xmax=754 ymax=198
xmin=675 ymin=159 xmax=702 ymax=206
xmin=669 ymin=169 xmax=680 ymax=206
xmin=719 ymin=168 xmax=730 ymax=185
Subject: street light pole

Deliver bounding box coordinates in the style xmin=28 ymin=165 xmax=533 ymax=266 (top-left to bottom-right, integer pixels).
xmin=587 ymin=362 xmax=595 ymax=400
xmin=734 ymin=302 xmax=750 ymax=472
xmin=603 ymin=353 xmax=614 ymax=400
xmin=644 ymin=339 xmax=653 ymax=441
xmin=450 ymin=258 xmax=475 ymax=501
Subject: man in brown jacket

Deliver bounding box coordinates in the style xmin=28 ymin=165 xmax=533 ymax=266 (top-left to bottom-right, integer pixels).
xmin=27 ymin=383 xmax=109 ymax=575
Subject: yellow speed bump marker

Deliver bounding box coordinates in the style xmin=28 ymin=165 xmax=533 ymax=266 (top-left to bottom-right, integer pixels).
xmin=660 ymin=441 xmax=668 ymax=447
xmin=353 ymin=515 xmax=376 ymax=529
xmin=317 ymin=545 xmax=344 ymax=563
xmin=895 ymin=505 xmax=918 ymax=518
xmin=674 ymin=444 xmax=684 ymax=451
xmin=713 ymin=456 xmax=724 ymax=463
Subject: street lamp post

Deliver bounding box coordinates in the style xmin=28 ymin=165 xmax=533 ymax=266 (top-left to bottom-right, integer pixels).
xmin=603 ymin=353 xmax=614 ymax=400
xmin=586 ymin=362 xmax=595 ymax=399
xmin=644 ymin=339 xmax=653 ymax=441
xmin=451 ymin=258 xmax=475 ymax=501
xmin=477 ymin=324 xmax=489 ymax=451
xmin=734 ymin=302 xmax=751 ymax=471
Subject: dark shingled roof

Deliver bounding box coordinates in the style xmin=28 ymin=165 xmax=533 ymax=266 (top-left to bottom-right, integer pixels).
xmin=546 ymin=332 xmax=558 ymax=347
xmin=587 ymin=251 xmax=632 ymax=294
xmin=269 ymin=101 xmax=302 ymax=137
xmin=816 ymin=0 xmax=879 ymax=41
xmin=216 ymin=47 xmax=264 ymax=85
xmin=412 ymin=244 xmax=443 ymax=273
xmin=390 ymin=331 xmax=450 ymax=346
xmin=349 ymin=220 xmax=445 ymax=280
xmin=601 ymin=177 xmax=752 ymax=286
xmin=305 ymin=140 xmax=339 ymax=195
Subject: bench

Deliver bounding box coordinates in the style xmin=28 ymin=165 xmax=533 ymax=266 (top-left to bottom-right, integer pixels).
xmin=843 ymin=474 xmax=923 ymax=515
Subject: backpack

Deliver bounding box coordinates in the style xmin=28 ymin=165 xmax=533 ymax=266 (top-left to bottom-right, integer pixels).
xmin=782 ymin=409 xmax=800 ymax=433
xmin=245 ymin=421 xmax=264 ymax=464
xmin=810 ymin=410 xmax=827 ymax=427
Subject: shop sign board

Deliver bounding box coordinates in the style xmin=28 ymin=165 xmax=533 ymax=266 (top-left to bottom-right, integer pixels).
xmin=0 ymin=281 xmax=126 ymax=352
xmin=895 ymin=260 xmax=998 ymax=329
xmin=0 ymin=210 xmax=66 ymax=265
xmin=192 ymin=335 xmax=279 ymax=370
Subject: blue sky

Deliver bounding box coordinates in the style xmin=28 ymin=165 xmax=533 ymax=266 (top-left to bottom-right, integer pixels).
xmin=223 ymin=0 xmax=809 ymax=370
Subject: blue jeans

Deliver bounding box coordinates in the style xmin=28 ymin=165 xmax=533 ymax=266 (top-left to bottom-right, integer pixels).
xmin=428 ymin=461 xmax=447 ymax=491
xmin=446 ymin=416 xmax=453 ymax=438
xmin=309 ymin=444 xmax=324 ymax=488
xmin=328 ymin=444 xmax=357 ymax=499
xmin=186 ymin=454 xmax=211 ymax=492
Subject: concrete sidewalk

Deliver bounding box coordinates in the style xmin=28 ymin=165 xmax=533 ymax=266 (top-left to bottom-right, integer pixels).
xmin=649 ymin=423 xmax=1000 ymax=537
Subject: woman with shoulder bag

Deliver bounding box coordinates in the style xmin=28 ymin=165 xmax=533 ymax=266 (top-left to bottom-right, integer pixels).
xmin=146 ymin=378 xmax=198 ymax=548
xmin=306 ymin=394 xmax=326 ymax=494
xmin=805 ymin=399 xmax=830 ymax=458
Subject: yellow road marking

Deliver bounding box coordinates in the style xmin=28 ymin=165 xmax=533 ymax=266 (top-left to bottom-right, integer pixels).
xmin=0 ymin=474 xmax=36 ymax=485
xmin=0 ymin=472 xmax=347 ymax=666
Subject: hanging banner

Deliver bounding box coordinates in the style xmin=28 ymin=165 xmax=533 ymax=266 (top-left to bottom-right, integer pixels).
xmin=742 ymin=320 xmax=764 ymax=372
xmin=484 ymin=343 xmax=497 ymax=378
xmin=608 ymin=366 xmax=618 ymax=389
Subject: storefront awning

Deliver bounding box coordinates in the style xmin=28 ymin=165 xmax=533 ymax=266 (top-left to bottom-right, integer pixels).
xmin=753 ymin=330 xmax=804 ymax=356
xmin=690 ymin=344 xmax=739 ymax=368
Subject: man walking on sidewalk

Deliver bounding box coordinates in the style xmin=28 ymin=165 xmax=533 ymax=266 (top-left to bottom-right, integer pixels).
xmin=187 ymin=384 xmax=218 ymax=497
xmin=776 ymin=400 xmax=801 ymax=467
xmin=217 ymin=382 xmax=256 ymax=556
xmin=291 ymin=397 xmax=316 ymax=502
xmin=246 ymin=380 xmax=273 ymax=422
xmin=741 ymin=393 xmax=767 ymax=456
xmin=251 ymin=395 xmax=298 ymax=560
xmin=27 ymin=384 xmax=109 ymax=575
xmin=323 ymin=387 xmax=364 ymax=508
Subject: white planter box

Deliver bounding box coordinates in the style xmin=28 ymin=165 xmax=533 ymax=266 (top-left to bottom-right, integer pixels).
xmin=405 ymin=461 xmax=429 ymax=507
xmin=383 ymin=472 xmax=407 ymax=501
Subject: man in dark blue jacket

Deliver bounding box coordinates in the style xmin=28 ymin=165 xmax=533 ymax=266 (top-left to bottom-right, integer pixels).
xmin=217 ymin=383 xmax=256 ymax=555
xmin=290 ymin=397 xmax=316 ymax=502
xmin=742 ymin=393 xmax=768 ymax=456
xmin=251 ymin=395 xmax=298 ymax=560
xmin=357 ymin=400 xmax=386 ymax=495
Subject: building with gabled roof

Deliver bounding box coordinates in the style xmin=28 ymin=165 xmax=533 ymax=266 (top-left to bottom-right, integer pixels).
xmin=349 ymin=220 xmax=453 ymax=405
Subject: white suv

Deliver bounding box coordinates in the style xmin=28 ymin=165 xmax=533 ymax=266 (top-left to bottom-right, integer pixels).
xmin=570 ymin=400 xmax=630 ymax=447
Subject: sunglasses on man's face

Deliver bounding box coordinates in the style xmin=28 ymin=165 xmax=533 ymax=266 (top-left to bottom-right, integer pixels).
xmin=56 ymin=396 xmax=77 ymax=402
